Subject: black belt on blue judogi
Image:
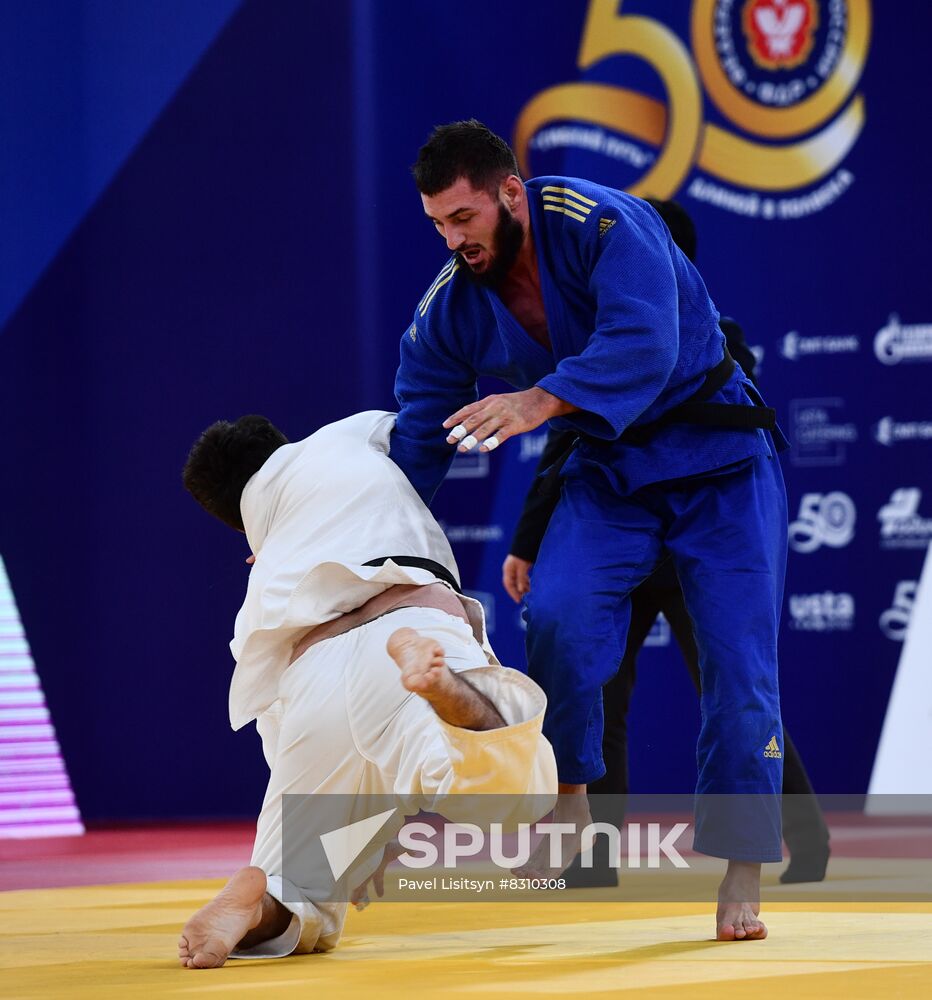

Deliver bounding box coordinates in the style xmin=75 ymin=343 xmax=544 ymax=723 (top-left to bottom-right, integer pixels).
xmin=536 ymin=349 xmax=776 ymax=495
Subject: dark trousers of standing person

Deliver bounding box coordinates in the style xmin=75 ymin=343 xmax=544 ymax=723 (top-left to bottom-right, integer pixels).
xmin=566 ymin=574 xmax=831 ymax=887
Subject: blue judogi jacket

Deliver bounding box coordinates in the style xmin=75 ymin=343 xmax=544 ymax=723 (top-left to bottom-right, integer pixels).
xmin=391 ymin=176 xmax=771 ymax=504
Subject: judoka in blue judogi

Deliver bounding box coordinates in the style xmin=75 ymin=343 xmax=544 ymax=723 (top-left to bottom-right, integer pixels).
xmin=389 ymin=121 xmax=787 ymax=940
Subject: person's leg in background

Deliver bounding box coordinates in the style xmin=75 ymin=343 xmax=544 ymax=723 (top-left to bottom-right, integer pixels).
xmin=563 ymin=580 xmax=665 ymax=887
xmin=778 ymin=735 xmax=830 ymax=883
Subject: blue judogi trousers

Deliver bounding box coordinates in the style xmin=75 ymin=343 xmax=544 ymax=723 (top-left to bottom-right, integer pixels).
xmin=525 ymin=449 xmax=787 ymax=861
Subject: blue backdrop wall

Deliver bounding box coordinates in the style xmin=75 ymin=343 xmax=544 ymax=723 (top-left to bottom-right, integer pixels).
xmin=1 ymin=0 xmax=929 ymax=821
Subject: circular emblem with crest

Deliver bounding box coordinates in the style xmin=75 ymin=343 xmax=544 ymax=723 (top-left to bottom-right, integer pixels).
xmin=691 ymin=0 xmax=869 ymax=137
xmin=711 ymin=0 xmax=844 ymax=109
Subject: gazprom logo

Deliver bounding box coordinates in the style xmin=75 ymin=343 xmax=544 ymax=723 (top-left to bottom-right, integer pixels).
xmin=874 ymin=315 xmax=932 ymax=365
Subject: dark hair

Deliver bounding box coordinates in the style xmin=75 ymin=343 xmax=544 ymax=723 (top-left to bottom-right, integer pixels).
xmin=412 ymin=119 xmax=520 ymax=196
xmin=645 ymin=198 xmax=697 ymax=263
xmin=182 ymin=415 xmax=288 ymax=531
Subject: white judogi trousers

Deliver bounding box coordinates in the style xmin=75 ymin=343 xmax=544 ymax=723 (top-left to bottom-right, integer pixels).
xmin=232 ymin=607 xmax=557 ymax=958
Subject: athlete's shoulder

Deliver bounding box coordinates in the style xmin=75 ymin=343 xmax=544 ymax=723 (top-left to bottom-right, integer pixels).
xmin=528 ymin=175 xmax=646 ymax=242
xmin=528 ymin=175 xmax=601 ymax=225
xmin=413 ymin=254 xmax=473 ymax=322
xmin=286 ymin=412 xmax=398 ymax=475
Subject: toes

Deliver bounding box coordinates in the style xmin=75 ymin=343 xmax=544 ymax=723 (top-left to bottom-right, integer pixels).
xmin=718 ymin=913 xmax=767 ymax=941
xmin=404 ymin=661 xmax=449 ymax=694
xmin=406 ymin=673 xmax=431 ymax=693
xmin=735 ymin=909 xmax=767 ymax=940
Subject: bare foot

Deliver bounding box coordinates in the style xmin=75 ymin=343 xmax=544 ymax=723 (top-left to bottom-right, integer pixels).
xmin=513 ymin=786 xmax=592 ymax=878
xmin=387 ymin=627 xmax=454 ymax=696
xmin=716 ymin=860 xmax=768 ymax=941
xmin=178 ymin=866 xmax=267 ymax=969
xmin=386 ymin=627 xmax=504 ymax=731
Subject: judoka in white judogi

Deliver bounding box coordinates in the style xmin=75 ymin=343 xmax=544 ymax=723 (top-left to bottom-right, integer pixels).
xmin=179 ymin=411 xmax=557 ymax=963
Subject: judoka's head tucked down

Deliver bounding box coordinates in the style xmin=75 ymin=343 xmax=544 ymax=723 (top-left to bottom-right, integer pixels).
xmin=183 ymin=415 xmax=288 ymax=531
xmin=413 ymin=119 xmax=528 ymax=288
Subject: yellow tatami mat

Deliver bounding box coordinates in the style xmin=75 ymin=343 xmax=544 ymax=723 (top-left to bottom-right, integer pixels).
xmin=1 ymin=880 xmax=931 ymax=999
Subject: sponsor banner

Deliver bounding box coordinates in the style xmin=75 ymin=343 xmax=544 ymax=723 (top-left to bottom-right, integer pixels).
xmin=282 ymin=793 xmax=932 ymax=904
xmin=874 ymin=315 xmax=932 ymax=366
xmin=440 ymin=523 xmax=504 ymax=544
xmin=874 ymin=416 xmax=932 ymax=447
xmin=515 ymin=0 xmax=871 ymax=216
xmin=877 ymin=489 xmax=932 ymax=550
xmin=788 ymin=591 xmax=855 ymax=631
xmin=788 ymin=491 xmax=856 ymax=552
xmin=789 ymin=397 xmax=857 ymax=466
xmin=779 ymin=330 xmax=859 ymax=360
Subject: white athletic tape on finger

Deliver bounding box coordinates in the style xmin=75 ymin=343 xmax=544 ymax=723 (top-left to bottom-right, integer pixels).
xmin=484 ymin=435 xmax=500 ymax=452
xmin=449 ymin=424 xmax=467 ymax=441
xmin=460 ymin=435 xmax=478 ymax=450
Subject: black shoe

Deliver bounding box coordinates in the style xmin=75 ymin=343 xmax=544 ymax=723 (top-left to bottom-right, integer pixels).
xmin=779 ymin=846 xmax=830 ymax=884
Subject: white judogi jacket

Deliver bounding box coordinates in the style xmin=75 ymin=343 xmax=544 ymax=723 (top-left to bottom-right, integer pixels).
xmin=230 ymin=410 xmax=495 ymax=731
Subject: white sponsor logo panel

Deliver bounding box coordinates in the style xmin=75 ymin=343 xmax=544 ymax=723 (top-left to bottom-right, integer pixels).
xmin=788 ymin=591 xmax=855 ymax=632
xmin=789 ymin=492 xmax=857 ymax=553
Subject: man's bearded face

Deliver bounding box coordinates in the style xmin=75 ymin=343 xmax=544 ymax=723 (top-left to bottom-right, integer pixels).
xmin=421 ymin=178 xmax=525 ymax=288
xmin=458 ymin=202 xmax=524 ymax=288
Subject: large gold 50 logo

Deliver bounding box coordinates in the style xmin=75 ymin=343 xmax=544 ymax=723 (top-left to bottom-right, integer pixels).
xmin=514 ymin=0 xmax=871 ymax=198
